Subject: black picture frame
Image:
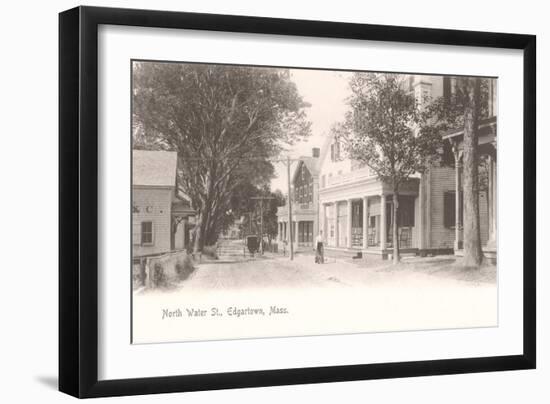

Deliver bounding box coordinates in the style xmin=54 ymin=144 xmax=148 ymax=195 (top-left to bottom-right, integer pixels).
xmin=59 ymin=6 xmax=536 ymax=398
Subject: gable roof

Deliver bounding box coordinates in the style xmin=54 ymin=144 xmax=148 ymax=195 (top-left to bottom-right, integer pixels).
xmin=133 ymin=150 xmax=177 ymax=187
xmin=302 ymin=156 xmax=320 ymax=177
xmin=291 ymin=156 xmax=320 ymax=184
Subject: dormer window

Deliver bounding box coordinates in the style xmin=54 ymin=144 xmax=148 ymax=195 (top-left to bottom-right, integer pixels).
xmin=331 ymin=138 xmax=341 ymax=162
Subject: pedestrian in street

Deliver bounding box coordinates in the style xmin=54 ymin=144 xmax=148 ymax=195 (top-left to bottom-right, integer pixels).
xmin=315 ymin=230 xmax=324 ymax=264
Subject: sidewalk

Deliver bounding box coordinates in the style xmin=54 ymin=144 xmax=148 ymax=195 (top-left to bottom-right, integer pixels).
xmin=283 ymin=251 xmax=496 ymax=286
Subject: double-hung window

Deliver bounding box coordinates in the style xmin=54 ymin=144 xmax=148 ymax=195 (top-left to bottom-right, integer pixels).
xmin=141 ymin=221 xmax=154 ymax=245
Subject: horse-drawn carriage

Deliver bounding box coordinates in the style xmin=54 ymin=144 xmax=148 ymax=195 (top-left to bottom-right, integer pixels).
xmin=245 ymin=235 xmax=260 ymax=255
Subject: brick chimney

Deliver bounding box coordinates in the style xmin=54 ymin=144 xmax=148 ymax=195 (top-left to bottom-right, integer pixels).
xmin=312 ymin=147 xmax=320 ymax=158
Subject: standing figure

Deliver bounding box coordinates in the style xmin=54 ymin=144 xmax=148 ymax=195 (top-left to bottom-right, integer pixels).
xmin=315 ymin=230 xmax=324 ymax=264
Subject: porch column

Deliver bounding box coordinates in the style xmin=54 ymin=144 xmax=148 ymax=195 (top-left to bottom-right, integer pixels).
xmin=347 ymin=199 xmax=353 ymax=248
xmin=294 ymin=221 xmax=299 ymax=248
xmin=182 ymin=217 xmax=188 ymax=248
xmin=362 ymin=196 xmax=369 ymax=249
xmin=418 ymin=175 xmax=425 ymax=250
xmin=452 ymin=142 xmax=463 ymax=252
xmin=335 ymin=203 xmax=340 ymax=247
xmin=325 ymin=204 xmax=329 ymax=240
xmin=487 ymin=143 xmax=497 ymax=249
xmin=322 ymin=203 xmax=327 ymax=240
xmin=380 ymin=194 xmax=387 ymax=251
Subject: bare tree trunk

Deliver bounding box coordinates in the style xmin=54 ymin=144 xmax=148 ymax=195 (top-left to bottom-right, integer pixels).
xmin=193 ymin=212 xmax=202 ymax=255
xmin=462 ymin=78 xmax=484 ymax=267
xmin=393 ymin=187 xmax=400 ymax=264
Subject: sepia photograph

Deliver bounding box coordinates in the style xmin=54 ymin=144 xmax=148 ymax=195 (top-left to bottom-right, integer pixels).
xmin=52 ymin=2 xmax=537 ymax=399
xmin=130 ymin=60 xmax=498 ymax=344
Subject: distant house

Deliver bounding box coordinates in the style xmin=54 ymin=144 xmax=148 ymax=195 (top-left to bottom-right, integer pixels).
xmin=132 ymin=150 xmax=195 ymax=257
xmin=276 ymin=148 xmax=321 ymax=250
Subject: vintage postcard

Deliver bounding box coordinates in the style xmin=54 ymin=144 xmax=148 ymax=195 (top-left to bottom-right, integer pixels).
xmin=131 ymin=60 xmax=497 ymax=344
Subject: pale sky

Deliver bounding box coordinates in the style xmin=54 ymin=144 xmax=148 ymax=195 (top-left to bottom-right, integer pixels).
xmin=271 ymin=69 xmax=352 ymax=193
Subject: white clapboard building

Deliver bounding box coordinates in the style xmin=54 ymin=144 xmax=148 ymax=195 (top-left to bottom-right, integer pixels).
xmin=132 ymin=150 xmax=195 ymax=257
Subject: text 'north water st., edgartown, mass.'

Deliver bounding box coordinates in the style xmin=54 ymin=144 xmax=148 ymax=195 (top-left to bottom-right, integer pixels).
xmin=161 ymin=306 xmax=289 ymax=320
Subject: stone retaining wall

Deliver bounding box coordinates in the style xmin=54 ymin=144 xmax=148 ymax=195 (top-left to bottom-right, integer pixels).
xmin=144 ymin=250 xmax=191 ymax=288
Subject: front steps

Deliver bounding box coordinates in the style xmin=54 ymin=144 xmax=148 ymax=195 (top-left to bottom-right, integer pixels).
xmin=216 ymin=239 xmax=246 ymax=261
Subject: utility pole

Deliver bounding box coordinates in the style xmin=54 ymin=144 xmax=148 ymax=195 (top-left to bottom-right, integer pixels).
xmin=251 ymin=196 xmax=275 ymax=255
xmin=260 ymin=201 xmax=263 ymax=255
xmin=244 ymin=155 xmax=299 ymax=260
xmin=287 ymin=156 xmax=294 ymax=260
xmin=244 ymin=212 xmax=253 ymax=235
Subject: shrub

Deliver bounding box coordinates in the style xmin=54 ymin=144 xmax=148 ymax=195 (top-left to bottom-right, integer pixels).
xmin=132 ymin=262 xmax=143 ymax=289
xmin=152 ymin=262 xmax=167 ymax=288
xmin=202 ymin=245 xmax=218 ymax=260
xmin=175 ymin=254 xmax=195 ymax=281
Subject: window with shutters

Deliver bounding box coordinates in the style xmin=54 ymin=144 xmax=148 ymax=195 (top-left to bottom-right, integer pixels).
xmin=444 ymin=191 xmax=463 ymax=228
xmin=398 ymin=197 xmax=415 ymax=227
xmin=331 ymin=139 xmax=342 ymax=162
xmin=141 ymin=221 xmax=154 ymax=245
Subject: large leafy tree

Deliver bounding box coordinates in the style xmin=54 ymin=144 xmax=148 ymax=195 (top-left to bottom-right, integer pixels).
xmin=133 ymin=62 xmax=311 ymax=251
xmin=210 ymin=160 xmax=275 ymax=243
xmin=423 ymin=77 xmax=489 ymax=267
xmin=336 ymin=73 xmax=441 ymax=263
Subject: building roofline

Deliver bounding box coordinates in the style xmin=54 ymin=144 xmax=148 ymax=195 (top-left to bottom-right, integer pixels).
xmin=442 ymin=115 xmax=497 ymax=140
